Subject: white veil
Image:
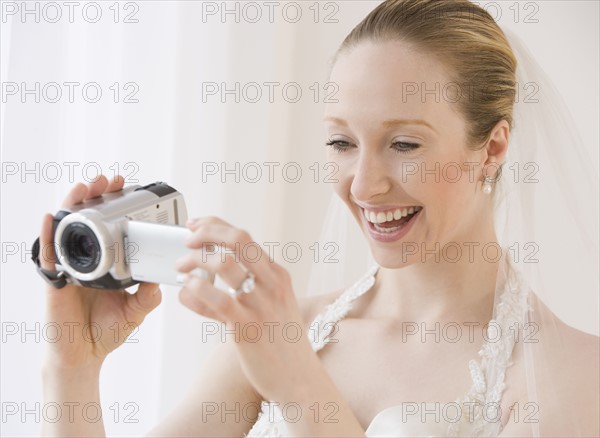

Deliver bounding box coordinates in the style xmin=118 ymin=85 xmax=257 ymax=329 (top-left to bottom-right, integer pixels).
xmin=303 ymin=20 xmax=599 ymax=438
xmin=496 ymin=29 xmax=599 ymax=333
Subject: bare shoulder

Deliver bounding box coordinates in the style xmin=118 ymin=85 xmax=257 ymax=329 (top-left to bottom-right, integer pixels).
xmin=558 ymin=323 xmax=599 ymax=384
xmin=561 ymin=323 xmax=600 ymax=364
xmin=527 ymin=293 xmax=599 ymax=424
xmin=501 ymin=293 xmax=599 ymax=436
xmin=529 ymin=292 xmax=599 ymax=367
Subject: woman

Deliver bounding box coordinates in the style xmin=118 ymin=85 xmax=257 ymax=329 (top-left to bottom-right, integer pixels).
xmin=39 ymin=0 xmax=598 ymax=436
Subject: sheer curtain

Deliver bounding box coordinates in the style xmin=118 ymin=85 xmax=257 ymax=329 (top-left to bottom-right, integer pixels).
xmin=0 ymin=1 xmax=597 ymax=436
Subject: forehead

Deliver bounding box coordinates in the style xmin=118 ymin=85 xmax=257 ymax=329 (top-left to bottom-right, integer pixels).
xmin=325 ymin=40 xmax=459 ymax=127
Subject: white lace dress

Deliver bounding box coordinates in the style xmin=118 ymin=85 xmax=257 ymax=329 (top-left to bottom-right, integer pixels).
xmin=247 ymin=260 xmax=529 ymax=437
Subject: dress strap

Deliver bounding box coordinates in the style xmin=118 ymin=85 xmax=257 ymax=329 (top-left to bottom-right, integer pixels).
xmin=447 ymin=254 xmax=532 ymax=437
xmin=308 ymin=263 xmax=380 ymax=352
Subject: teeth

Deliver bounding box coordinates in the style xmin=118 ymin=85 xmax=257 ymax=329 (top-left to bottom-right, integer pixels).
xmin=373 ymin=223 xmax=403 ymax=233
xmin=363 ymin=206 xmax=421 ymax=224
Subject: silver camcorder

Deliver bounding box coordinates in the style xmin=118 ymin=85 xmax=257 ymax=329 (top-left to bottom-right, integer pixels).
xmin=32 ymin=182 xmax=214 ymax=290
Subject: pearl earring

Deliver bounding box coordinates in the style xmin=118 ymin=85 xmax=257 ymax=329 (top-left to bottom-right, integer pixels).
xmin=482 ymin=176 xmax=494 ymax=194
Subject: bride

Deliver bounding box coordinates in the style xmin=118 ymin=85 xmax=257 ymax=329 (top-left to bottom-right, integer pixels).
xmin=38 ymin=0 xmax=598 ymax=436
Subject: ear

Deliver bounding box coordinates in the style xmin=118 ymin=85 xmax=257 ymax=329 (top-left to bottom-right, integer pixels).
xmin=483 ymin=119 xmax=510 ymax=176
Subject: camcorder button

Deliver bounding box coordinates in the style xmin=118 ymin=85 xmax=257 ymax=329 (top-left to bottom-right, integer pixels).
xmin=134 ymin=182 xmax=176 ymax=197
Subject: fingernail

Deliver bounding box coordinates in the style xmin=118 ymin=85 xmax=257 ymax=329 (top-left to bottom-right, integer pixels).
xmin=153 ymin=286 xmax=161 ymax=296
xmin=177 ymin=274 xmax=190 ymax=285
xmin=187 ymin=217 xmax=199 ymax=225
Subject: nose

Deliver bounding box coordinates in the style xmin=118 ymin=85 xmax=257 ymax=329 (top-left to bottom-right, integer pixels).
xmin=350 ymin=149 xmax=392 ymax=203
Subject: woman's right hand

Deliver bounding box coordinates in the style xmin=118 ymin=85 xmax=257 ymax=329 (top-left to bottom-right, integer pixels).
xmin=39 ymin=175 xmax=162 ymax=371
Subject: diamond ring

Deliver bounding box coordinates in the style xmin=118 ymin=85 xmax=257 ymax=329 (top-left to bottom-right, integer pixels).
xmin=226 ymin=271 xmax=255 ymax=298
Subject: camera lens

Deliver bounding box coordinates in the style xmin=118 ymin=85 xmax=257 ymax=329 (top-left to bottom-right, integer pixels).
xmin=60 ymin=223 xmax=102 ymax=273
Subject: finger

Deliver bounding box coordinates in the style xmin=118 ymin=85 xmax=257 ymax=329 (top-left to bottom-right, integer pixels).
xmin=179 ymin=287 xmax=222 ymax=322
xmin=182 ymin=275 xmax=240 ymax=318
xmin=84 ymin=175 xmax=109 ymax=201
xmin=126 ymin=282 xmax=162 ymax=319
xmin=106 ymin=174 xmax=125 ymax=192
xmin=39 ymin=213 xmax=57 ymax=271
xmin=176 ymin=249 xmax=249 ymax=292
xmin=184 ymin=223 xmax=273 ymax=281
xmin=186 ymin=223 xmax=252 ymax=252
xmin=60 ymin=182 xmax=88 ymax=209
xmin=186 ymin=216 xmax=233 ymax=232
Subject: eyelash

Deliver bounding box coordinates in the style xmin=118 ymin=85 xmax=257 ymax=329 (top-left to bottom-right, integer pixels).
xmin=325 ymin=140 xmax=420 ymax=154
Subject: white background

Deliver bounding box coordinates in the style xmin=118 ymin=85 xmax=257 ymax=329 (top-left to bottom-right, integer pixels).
xmin=1 ymin=1 xmax=598 ymax=436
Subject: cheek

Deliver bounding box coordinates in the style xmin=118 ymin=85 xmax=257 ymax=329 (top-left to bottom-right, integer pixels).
xmin=328 ymin=156 xmax=353 ymax=198
xmin=402 ymin=158 xmax=477 ymax=234
xmin=436 ymin=163 xmax=480 ymax=236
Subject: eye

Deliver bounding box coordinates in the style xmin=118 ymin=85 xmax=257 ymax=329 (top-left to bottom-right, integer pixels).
xmin=325 ymin=139 xmax=421 ymax=154
xmin=392 ymin=141 xmax=421 ymax=154
xmin=325 ymin=139 xmax=353 ymax=153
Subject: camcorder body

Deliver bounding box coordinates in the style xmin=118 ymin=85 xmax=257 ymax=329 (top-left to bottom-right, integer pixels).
xmin=32 ymin=182 xmax=213 ymax=289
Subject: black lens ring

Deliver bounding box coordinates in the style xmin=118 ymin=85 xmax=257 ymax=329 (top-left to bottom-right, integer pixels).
xmin=59 ymin=223 xmax=102 ymax=274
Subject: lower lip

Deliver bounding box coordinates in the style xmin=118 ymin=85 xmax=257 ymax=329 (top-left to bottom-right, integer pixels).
xmin=364 ymin=209 xmax=421 ymax=243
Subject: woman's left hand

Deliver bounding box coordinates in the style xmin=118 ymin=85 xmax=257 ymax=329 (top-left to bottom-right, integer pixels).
xmin=175 ymin=216 xmax=318 ymax=403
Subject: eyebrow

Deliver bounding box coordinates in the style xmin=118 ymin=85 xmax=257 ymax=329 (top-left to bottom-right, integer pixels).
xmin=323 ymin=117 xmax=437 ymax=134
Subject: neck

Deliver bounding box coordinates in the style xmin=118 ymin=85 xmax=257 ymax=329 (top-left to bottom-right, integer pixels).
xmin=368 ymin=231 xmax=502 ymax=324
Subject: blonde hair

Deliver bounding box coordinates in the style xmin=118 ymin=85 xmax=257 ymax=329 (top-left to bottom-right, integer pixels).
xmin=333 ymin=0 xmax=517 ymax=149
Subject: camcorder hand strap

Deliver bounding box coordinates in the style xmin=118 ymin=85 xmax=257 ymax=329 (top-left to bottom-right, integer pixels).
xmin=31 ymin=237 xmax=68 ymax=289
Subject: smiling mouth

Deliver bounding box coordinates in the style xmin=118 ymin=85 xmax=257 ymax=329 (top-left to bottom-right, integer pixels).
xmin=362 ymin=206 xmax=422 ymax=233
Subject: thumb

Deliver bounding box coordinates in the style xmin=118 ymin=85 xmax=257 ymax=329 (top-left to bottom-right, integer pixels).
xmin=126 ymin=282 xmax=162 ymax=321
